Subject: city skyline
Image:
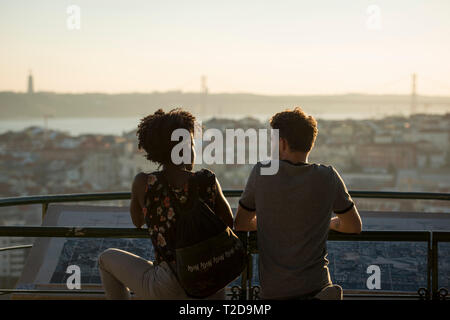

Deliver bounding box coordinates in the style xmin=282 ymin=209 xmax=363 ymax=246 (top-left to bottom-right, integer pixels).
xmin=10 ymin=72 xmax=450 ymax=98
xmin=1 ymin=1 xmax=450 ymax=95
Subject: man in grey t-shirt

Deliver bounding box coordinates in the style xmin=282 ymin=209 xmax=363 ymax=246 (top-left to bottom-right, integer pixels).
xmin=234 ymin=107 xmax=362 ymax=300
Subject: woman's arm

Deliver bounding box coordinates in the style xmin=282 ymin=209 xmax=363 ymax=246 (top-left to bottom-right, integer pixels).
xmin=213 ymin=178 xmax=234 ymax=229
xmin=130 ymin=172 xmax=147 ymax=228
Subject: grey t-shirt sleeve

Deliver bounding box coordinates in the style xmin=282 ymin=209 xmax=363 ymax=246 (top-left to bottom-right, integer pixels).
xmin=331 ymin=167 xmax=354 ymax=214
xmin=238 ymin=164 xmax=259 ymax=212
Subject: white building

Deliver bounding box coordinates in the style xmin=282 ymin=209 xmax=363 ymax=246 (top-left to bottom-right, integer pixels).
xmin=81 ymin=152 xmax=120 ymax=190
xmin=408 ymin=129 xmax=449 ymax=151
xmin=117 ymin=153 xmax=158 ymax=188
xmin=416 ymin=141 xmax=446 ymax=169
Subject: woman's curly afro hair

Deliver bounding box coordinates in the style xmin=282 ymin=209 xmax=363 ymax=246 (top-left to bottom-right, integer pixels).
xmin=136 ymin=108 xmax=196 ymax=165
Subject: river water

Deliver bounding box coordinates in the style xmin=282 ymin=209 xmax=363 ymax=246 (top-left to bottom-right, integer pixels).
xmin=0 ymin=111 xmax=414 ymax=136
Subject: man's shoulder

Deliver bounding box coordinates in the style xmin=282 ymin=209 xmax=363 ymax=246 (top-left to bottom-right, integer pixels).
xmin=312 ymin=163 xmax=335 ymax=173
xmin=252 ymin=160 xmax=274 ymax=176
xmin=310 ymin=163 xmax=339 ymax=183
xmin=254 ymin=160 xmax=333 ymax=172
xmin=252 ymin=161 xmax=338 ymax=179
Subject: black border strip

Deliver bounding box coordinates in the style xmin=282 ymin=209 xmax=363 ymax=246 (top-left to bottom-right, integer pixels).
xmin=239 ymin=200 xmax=256 ymax=212
xmin=334 ymin=202 xmax=355 ymax=214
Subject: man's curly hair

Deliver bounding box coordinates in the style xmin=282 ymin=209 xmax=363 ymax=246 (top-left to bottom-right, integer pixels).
xmin=137 ymin=108 xmax=196 ymax=165
xmin=270 ymin=107 xmax=318 ymax=152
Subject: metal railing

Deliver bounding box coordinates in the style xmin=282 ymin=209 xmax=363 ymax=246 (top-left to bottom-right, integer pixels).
xmin=0 ymin=190 xmax=449 ymax=300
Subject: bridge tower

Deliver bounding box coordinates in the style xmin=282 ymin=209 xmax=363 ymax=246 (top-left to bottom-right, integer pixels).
xmin=411 ymin=73 xmax=417 ymax=115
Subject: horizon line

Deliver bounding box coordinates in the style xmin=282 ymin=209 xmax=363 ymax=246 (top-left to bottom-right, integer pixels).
xmin=2 ymin=90 xmax=450 ymax=99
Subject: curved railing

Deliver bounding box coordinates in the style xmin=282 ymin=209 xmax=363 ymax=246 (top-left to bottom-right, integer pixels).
xmin=0 ymin=190 xmax=449 ymax=300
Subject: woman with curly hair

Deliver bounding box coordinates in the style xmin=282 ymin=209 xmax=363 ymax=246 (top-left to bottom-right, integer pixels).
xmin=98 ymin=108 xmax=234 ymax=299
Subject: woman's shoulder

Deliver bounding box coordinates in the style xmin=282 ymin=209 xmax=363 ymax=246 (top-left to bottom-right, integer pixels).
xmin=193 ymin=168 xmax=217 ymax=189
xmin=132 ymin=172 xmax=147 ymax=188
xmin=133 ymin=171 xmax=163 ymax=189
xmin=196 ymin=168 xmax=215 ymax=178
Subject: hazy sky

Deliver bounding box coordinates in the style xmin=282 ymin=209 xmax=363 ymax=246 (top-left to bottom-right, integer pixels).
xmin=1 ymin=0 xmax=450 ymax=95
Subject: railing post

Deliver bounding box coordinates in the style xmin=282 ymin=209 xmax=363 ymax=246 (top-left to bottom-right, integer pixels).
xmin=42 ymin=203 xmax=48 ymax=222
xmin=426 ymin=232 xmax=432 ymax=300
xmin=244 ymin=232 xmax=250 ymax=300
xmin=236 ymin=231 xmax=248 ymax=300
xmin=247 ymin=250 xmax=253 ymax=300
xmin=247 ymin=231 xmax=260 ymax=300
xmin=431 ymin=232 xmax=439 ymax=300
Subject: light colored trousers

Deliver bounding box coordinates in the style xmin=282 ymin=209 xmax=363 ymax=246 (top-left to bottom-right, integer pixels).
xmin=98 ymin=248 xmax=226 ymax=300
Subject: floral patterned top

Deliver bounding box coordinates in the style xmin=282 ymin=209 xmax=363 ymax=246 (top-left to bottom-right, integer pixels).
xmin=143 ymin=169 xmax=217 ymax=265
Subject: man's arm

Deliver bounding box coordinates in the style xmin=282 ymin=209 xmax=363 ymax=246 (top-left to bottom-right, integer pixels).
xmin=329 ymin=205 xmax=362 ymax=234
xmin=130 ymin=173 xmax=146 ymax=228
xmin=234 ymin=205 xmax=257 ymax=231
xmin=235 ymin=163 xmax=259 ymax=231
xmin=330 ymin=166 xmax=362 ymax=234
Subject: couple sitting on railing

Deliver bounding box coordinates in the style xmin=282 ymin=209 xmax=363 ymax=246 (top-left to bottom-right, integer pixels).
xmin=97 ymin=107 xmax=363 ymax=300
